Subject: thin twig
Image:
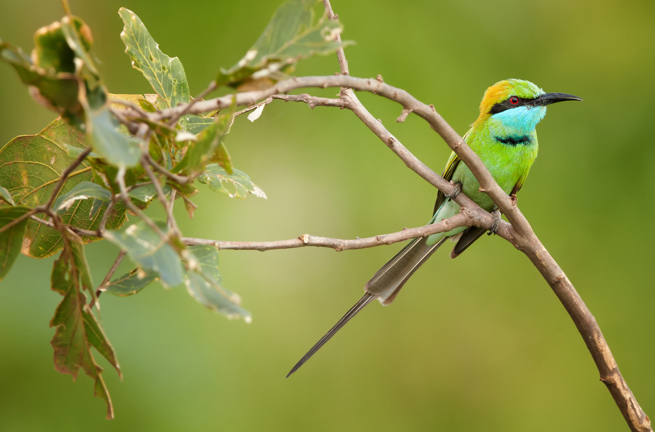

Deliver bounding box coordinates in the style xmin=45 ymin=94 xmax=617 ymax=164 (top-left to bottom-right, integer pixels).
xmin=167 ymin=190 xmax=177 ymax=230
xmin=43 ymin=147 xmax=92 ymax=211
xmin=141 ymin=155 xmax=180 ymax=235
xmin=115 ymin=167 xmax=168 ymax=243
xmin=29 ymin=214 xmax=99 ymax=238
xmin=322 ymin=0 xmax=349 ymax=75
xmin=183 ymin=212 xmax=470 ymax=252
xmin=0 ymin=208 xmax=39 ymax=236
xmin=145 ymin=153 xmax=192 ymax=185
xmin=98 ymin=196 xmax=117 ymax=235
xmin=233 ymin=97 xmax=273 ymax=117
xmin=90 ymin=250 xmax=126 ymax=309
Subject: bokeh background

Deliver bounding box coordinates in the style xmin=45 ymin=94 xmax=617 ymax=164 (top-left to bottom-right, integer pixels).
xmin=1 ymin=0 xmax=654 ymax=430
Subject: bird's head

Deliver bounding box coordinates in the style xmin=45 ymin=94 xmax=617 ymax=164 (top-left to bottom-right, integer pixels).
xmin=474 ymin=79 xmax=581 ymax=134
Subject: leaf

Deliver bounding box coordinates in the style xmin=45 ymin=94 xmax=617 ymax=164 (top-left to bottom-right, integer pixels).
xmin=108 ymin=93 xmax=159 ymax=112
xmin=104 ymin=267 xmax=159 ymax=297
xmin=0 ymin=206 xmax=31 ymax=281
xmin=0 ymin=186 xmax=15 ymax=205
xmin=0 ymin=39 xmax=82 ymax=124
xmin=87 ymin=106 xmax=142 ymax=168
xmin=128 ymin=183 xmax=172 ymax=203
xmin=185 ymin=246 xmax=251 ymax=321
xmin=60 ymin=16 xmax=98 ymax=76
xmin=247 ymin=104 xmax=266 ymax=122
xmin=216 ymin=0 xmax=353 ymax=88
xmin=3 ymin=16 xmax=142 ymax=168
xmin=0 ymin=117 xmax=127 ymax=258
xmin=52 ymin=181 xmax=111 ymax=216
xmin=104 ymin=220 xmax=184 ymax=288
xmin=183 ymin=196 xmax=197 ymax=219
xmin=197 ymin=164 xmax=266 ymax=199
xmin=50 ymin=230 xmax=119 ymax=419
xmin=119 ymin=8 xmax=190 ymax=108
xmin=172 ymin=107 xmax=236 ymax=177
xmin=179 ymin=114 xmax=215 ymax=135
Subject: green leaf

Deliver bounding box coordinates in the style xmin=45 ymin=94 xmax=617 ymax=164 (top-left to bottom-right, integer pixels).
xmin=33 ymin=21 xmax=76 ymax=73
xmin=128 ymin=183 xmax=172 ymax=203
xmin=185 ymin=246 xmax=251 ymax=321
xmin=52 ymin=181 xmax=111 ymax=217
xmin=216 ymin=0 xmax=353 ymax=88
xmin=105 ymin=220 xmax=184 ymax=288
xmin=88 ymin=106 xmax=142 ymax=168
xmin=179 ymin=114 xmax=215 ymax=135
xmin=50 ymin=230 xmax=119 ymax=419
xmin=0 ymin=39 xmax=83 ymax=124
xmin=0 ymin=186 xmax=15 ymax=205
xmin=0 ymin=206 xmax=31 ymax=281
xmin=60 ymin=16 xmax=98 ymax=76
xmin=119 ymin=8 xmax=190 ymax=108
xmin=0 ymin=117 xmax=127 ymax=258
xmin=172 ymin=108 xmax=236 ymax=177
xmin=104 ymin=267 xmax=159 ymax=297
xmin=197 ymin=164 xmax=266 ymax=199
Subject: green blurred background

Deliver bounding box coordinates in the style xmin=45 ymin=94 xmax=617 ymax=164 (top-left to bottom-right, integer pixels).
xmin=1 ymin=0 xmax=654 ymax=430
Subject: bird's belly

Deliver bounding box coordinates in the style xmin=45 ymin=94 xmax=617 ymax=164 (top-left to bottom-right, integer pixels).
xmin=452 ymin=161 xmax=525 ymax=211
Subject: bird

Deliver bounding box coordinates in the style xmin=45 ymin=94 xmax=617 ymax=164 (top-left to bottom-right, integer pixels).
xmin=287 ymin=79 xmax=582 ymax=377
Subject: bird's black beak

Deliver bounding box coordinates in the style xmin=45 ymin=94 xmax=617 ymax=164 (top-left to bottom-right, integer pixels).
xmin=533 ymin=92 xmax=583 ymax=106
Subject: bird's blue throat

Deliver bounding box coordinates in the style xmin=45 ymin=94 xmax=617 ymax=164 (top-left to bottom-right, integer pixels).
xmin=491 ymin=105 xmax=547 ymax=135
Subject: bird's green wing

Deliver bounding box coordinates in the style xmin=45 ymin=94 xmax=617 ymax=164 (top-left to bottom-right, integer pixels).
xmin=432 ymin=151 xmax=461 ymax=215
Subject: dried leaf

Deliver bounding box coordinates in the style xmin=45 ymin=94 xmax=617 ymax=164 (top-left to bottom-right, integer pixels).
xmin=50 ymin=230 xmax=119 ymax=419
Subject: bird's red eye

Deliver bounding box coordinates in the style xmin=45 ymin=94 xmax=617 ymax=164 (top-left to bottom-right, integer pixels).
xmin=509 ymin=96 xmax=519 ymax=105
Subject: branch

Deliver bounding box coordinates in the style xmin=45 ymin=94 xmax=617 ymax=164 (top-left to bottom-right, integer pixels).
xmin=42 ymin=147 xmax=92 ymax=211
xmin=145 ymin=153 xmax=192 ymax=185
xmin=29 ymin=214 xmax=99 ymax=238
xmin=141 ymin=155 xmax=180 ymax=235
xmin=272 ymin=94 xmax=345 ymax=108
xmin=331 ymin=1 xmax=649 ymax=430
xmin=90 ymin=250 xmax=126 ymax=309
xmin=322 ymin=0 xmax=349 ymax=75
xmin=183 ymin=212 xmax=470 ymax=252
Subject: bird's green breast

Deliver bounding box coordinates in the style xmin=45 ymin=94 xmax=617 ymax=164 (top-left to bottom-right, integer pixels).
xmin=452 ymin=126 xmax=538 ymax=211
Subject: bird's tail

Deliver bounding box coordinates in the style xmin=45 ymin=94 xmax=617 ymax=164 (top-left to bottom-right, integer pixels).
xmin=365 ymin=236 xmax=448 ymax=305
xmin=286 ymin=293 xmax=375 ymax=378
xmin=286 ymin=236 xmax=447 ymax=377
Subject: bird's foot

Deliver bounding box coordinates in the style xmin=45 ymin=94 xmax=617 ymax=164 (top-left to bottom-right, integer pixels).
xmin=446 ymin=182 xmax=462 ymax=200
xmin=487 ymin=209 xmax=502 ymax=235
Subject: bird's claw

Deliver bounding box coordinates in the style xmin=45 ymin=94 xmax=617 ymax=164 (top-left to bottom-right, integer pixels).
xmin=446 ymin=182 xmax=462 ymax=200
xmin=487 ymin=209 xmax=502 ymax=235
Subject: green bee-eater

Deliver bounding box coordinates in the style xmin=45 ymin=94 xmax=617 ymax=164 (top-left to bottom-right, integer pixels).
xmin=288 ymin=79 xmax=581 ymax=377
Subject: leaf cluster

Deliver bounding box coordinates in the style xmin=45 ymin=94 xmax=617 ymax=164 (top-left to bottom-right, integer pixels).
xmin=0 ymin=0 xmax=350 ymax=418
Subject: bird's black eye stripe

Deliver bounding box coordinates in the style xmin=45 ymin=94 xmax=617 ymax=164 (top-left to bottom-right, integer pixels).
xmin=488 ymin=96 xmax=534 ymax=114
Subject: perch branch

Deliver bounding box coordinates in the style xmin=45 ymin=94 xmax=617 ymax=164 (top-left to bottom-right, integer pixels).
xmin=183 ymin=212 xmax=473 ymax=252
